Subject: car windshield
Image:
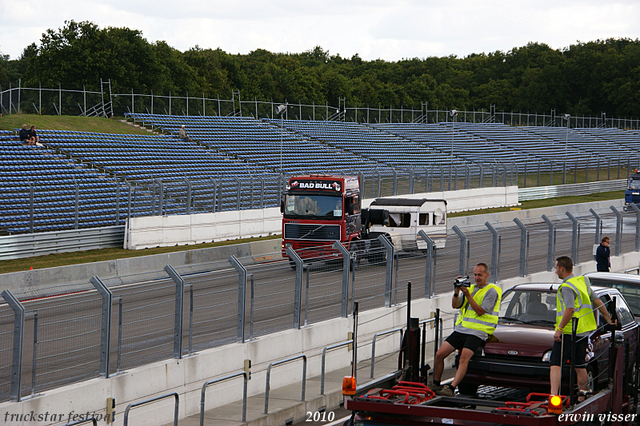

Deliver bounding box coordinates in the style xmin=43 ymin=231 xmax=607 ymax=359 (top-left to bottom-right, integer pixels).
xmin=629 ymin=179 xmax=640 ymax=190
xmin=284 ymin=194 xmax=343 ymax=219
xmin=499 ymin=288 xmax=557 ymax=324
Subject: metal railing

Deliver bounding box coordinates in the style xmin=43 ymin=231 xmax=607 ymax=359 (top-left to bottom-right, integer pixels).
xmin=123 ymin=392 xmax=179 ymax=426
xmin=200 ymin=372 xmax=248 ymax=425
xmin=264 ymin=355 xmax=307 ymax=414
xmin=3 ymin=83 xmax=640 ymax=129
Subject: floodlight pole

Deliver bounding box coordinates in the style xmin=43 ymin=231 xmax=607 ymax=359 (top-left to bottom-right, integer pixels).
xmin=276 ymin=104 xmax=287 ymax=176
xmin=564 ymin=114 xmax=571 ymax=164
xmin=449 ymin=110 xmax=458 ymax=191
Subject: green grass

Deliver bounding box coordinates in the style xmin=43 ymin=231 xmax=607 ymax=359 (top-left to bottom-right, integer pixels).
xmin=0 ymin=114 xmax=152 ymax=135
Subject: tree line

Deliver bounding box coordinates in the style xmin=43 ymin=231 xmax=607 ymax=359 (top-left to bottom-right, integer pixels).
xmin=1 ymin=20 xmax=640 ymax=117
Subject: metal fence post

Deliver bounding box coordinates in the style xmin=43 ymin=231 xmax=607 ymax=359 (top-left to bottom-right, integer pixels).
xmin=332 ymin=241 xmax=351 ymax=318
xmin=465 ymin=164 xmax=470 ymax=189
xmin=228 ymin=256 xmax=247 ymax=343
xmin=478 ymin=164 xmax=483 ymax=188
xmin=541 ymin=215 xmax=556 ymax=271
xmin=485 ymin=222 xmax=501 ymax=283
xmin=156 ymin=179 xmax=164 ymax=216
xmin=74 ymin=180 xmax=80 ymax=229
xmin=566 ymin=212 xmax=580 ymax=263
xmin=418 ymin=230 xmax=436 ymax=298
xmin=115 ymin=180 xmax=121 ymax=225
xmin=257 ymin=175 xmax=265 ymax=208
xmin=1 ymin=290 xmax=25 ymax=401
xmin=378 ymin=235 xmax=395 ymax=307
xmin=630 ymin=203 xmax=640 ymax=252
xmin=286 ymin=248 xmax=304 ymax=329
xmin=513 ymin=218 xmax=529 ymax=277
xmin=210 ymin=178 xmax=218 ymax=212
xmin=452 ymin=225 xmax=470 ymax=277
xmin=589 ymin=208 xmax=602 ymax=247
xmin=164 ymin=265 xmax=185 ymax=359
xmin=235 ymin=177 xmax=242 ymax=210
xmin=408 ymin=168 xmax=415 ymax=194
xmin=392 ymin=169 xmax=398 ymax=195
xmin=29 ymin=183 xmax=34 ymax=233
xmin=610 ymin=205 xmax=623 ymax=256
xmin=90 ymin=276 xmax=112 ymax=378
xmin=184 ymin=178 xmax=192 ymax=215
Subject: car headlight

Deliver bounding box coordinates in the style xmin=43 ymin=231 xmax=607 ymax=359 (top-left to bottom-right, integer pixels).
xmin=542 ymin=350 xmax=552 ymax=362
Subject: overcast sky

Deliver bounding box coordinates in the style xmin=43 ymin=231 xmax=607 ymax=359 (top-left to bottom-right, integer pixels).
xmin=2 ymin=0 xmax=640 ymax=62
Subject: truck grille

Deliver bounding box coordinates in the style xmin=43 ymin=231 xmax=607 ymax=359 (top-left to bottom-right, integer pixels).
xmin=284 ymin=224 xmax=341 ymax=241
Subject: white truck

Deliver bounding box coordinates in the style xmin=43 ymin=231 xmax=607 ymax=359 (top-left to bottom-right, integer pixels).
xmin=362 ymin=197 xmax=447 ymax=251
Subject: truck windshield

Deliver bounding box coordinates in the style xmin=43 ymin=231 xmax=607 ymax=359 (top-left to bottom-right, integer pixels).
xmin=629 ymin=179 xmax=640 ymax=190
xmin=284 ymin=194 xmax=343 ymax=219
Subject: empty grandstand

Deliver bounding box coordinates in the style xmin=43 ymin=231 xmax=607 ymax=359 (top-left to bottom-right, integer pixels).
xmin=0 ymin=115 xmax=639 ymax=235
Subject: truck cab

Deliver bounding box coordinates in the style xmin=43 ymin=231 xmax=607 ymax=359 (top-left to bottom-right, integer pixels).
xmin=282 ymin=175 xmax=361 ymax=259
xmin=624 ymin=171 xmax=640 ymax=211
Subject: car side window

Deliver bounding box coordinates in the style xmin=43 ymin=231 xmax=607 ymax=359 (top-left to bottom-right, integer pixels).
xmin=615 ymin=296 xmax=635 ymax=327
xmin=598 ymin=295 xmax=613 ymax=326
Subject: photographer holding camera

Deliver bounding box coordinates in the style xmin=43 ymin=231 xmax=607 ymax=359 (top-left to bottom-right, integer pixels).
xmin=431 ymin=263 xmax=502 ymax=396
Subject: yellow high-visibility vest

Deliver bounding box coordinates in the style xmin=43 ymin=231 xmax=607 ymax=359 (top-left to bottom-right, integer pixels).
xmin=556 ymin=276 xmax=597 ymax=334
xmin=455 ymin=283 xmax=502 ymax=335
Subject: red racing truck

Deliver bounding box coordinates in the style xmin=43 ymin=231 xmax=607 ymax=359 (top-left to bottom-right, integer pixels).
xmin=282 ymin=175 xmax=362 ymax=261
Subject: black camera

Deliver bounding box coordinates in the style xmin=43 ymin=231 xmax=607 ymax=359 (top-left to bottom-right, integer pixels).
xmin=453 ymin=277 xmax=471 ymax=288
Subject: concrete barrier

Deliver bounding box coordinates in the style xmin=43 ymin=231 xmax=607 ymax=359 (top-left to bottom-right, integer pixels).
xmin=124 ymin=187 xmax=519 ymax=250
xmin=125 ymin=208 xmax=282 ymax=250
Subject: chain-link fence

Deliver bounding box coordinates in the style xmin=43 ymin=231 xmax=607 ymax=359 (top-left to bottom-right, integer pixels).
xmin=1 ymin=206 xmax=639 ymax=402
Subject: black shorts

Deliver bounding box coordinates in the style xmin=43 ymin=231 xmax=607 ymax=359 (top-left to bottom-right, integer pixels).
xmin=550 ymin=334 xmax=589 ymax=368
xmin=445 ymin=331 xmax=485 ymax=353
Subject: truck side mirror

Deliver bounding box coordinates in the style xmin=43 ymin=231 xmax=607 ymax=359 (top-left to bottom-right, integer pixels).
xmin=280 ymin=199 xmax=284 ymax=214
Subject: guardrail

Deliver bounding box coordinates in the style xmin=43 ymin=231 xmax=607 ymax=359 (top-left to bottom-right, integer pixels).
xmin=370 ymin=327 xmax=404 ymax=378
xmin=200 ymin=372 xmax=248 ymax=425
xmin=518 ymin=179 xmax=626 ymax=202
xmin=123 ymin=392 xmax=179 ymax=426
xmin=264 ymin=355 xmax=307 ymax=414
xmin=320 ymin=340 xmax=353 ymax=395
xmin=0 ymin=225 xmax=124 ymax=260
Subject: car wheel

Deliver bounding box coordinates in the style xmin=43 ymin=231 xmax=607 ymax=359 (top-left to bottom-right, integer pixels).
xmin=457 ymin=381 xmax=478 ymax=396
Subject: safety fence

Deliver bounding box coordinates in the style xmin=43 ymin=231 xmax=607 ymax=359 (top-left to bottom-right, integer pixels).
xmin=3 ymin=82 xmax=640 ymax=129
xmin=1 ymin=205 xmax=639 ymax=402
xmin=4 ymin=160 xmax=637 ymax=238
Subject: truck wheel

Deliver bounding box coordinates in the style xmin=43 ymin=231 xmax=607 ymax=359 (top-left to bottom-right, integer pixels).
xmin=288 ymin=258 xmax=296 ymax=270
xmin=457 ymin=381 xmax=478 ymax=396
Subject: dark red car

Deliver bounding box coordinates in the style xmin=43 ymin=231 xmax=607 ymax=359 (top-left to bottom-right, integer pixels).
xmin=460 ymin=283 xmax=638 ymax=395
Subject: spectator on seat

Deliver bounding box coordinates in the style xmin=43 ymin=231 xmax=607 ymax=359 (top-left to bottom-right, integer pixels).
xmin=19 ymin=124 xmax=32 ymax=145
xmin=28 ymin=125 xmax=40 ymax=145
xmin=178 ymin=125 xmax=192 ymax=142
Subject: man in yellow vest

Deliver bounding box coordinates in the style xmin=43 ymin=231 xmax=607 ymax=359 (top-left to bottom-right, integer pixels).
xmin=432 ymin=263 xmax=502 ymax=396
xmin=550 ymin=256 xmax=615 ymax=397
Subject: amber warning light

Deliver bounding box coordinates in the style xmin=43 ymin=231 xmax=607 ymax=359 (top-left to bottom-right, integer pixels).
xmin=547 ymin=395 xmax=563 ymax=414
xmin=342 ymin=376 xmax=356 ymax=396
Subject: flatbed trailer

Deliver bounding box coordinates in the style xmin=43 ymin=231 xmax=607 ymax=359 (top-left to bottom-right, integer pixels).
xmin=343 ymin=285 xmax=639 ymax=426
